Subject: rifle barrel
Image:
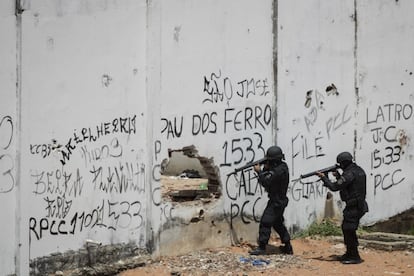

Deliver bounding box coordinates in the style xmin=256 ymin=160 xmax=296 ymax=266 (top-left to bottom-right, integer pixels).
xmin=300 ymin=164 xmax=338 ymax=179
xmin=233 ymin=157 xmax=268 ymax=173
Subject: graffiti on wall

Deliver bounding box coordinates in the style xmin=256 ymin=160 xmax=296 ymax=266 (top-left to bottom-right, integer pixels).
xmin=29 ymin=114 xmax=146 ymax=242
xmin=288 ymin=87 xmax=348 ymax=202
xmin=202 ymin=69 xmax=270 ymax=104
xmin=154 ymin=70 xmax=272 ymax=226
xmin=0 ymin=115 xmax=15 ymax=193
xmin=366 ymin=103 xmax=411 ymax=195
xmin=203 ymin=71 xmax=272 ymax=226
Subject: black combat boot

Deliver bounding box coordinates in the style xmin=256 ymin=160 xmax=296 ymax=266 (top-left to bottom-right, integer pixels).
xmin=335 ymin=252 xmax=350 ymax=261
xmin=335 ymin=246 xmax=351 ymax=261
xmin=280 ymin=242 xmax=293 ymax=255
xmin=341 ymin=247 xmax=362 ymax=264
xmin=249 ymin=245 xmax=266 ymax=255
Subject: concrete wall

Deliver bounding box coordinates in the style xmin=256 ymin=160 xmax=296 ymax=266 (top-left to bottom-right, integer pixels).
xmin=0 ymin=1 xmax=18 ymax=275
xmin=154 ymin=0 xmax=275 ymax=256
xmin=278 ymin=0 xmax=414 ymax=230
xmin=10 ymin=1 xmax=149 ymax=275
xmin=356 ymin=0 xmax=414 ymax=223
xmin=1 ymin=0 xmax=413 ymax=274
xmin=277 ymin=0 xmax=357 ymax=229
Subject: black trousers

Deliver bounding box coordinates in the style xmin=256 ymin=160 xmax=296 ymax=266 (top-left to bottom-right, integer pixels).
xmin=258 ymin=200 xmax=290 ymax=247
xmin=342 ymin=204 xmax=366 ymax=253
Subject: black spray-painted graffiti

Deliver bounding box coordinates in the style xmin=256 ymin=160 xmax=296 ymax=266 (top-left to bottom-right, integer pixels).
xmin=220 ymin=132 xmax=266 ymax=168
xmin=29 ymin=139 xmax=62 ymax=159
xmin=90 ymin=162 xmax=145 ymax=194
xmin=291 ymin=132 xmax=326 ymax=177
xmin=289 ymin=177 xmax=328 ymax=202
xmin=0 ymin=115 xmax=15 ymax=193
xmin=202 ymin=70 xmax=270 ymax=104
xmin=29 ymin=199 xmax=143 ymax=240
xmin=151 ymin=140 xmax=162 ymax=206
xmin=59 ymin=115 xmax=137 ymax=165
xmin=225 ymin=171 xmax=264 ymax=225
xmin=154 ymin=73 xmax=273 ymax=226
xmin=160 ymin=203 xmax=175 ymax=222
xmin=230 ymin=197 xmax=262 ymax=225
xmin=160 ymin=105 xmax=271 ymax=139
xmin=44 ymin=195 xmax=73 ymax=219
xmin=304 ymin=90 xmax=351 ymax=139
xmin=31 ymin=168 xmax=84 ymax=197
xmin=28 ymin=113 xmax=147 ymax=244
xmin=80 ymin=137 xmax=123 ymax=167
xmin=366 ymin=103 xmax=410 ymax=195
xmin=366 ymin=103 xmax=413 ymax=125
xmin=226 ymin=171 xmax=264 ymax=200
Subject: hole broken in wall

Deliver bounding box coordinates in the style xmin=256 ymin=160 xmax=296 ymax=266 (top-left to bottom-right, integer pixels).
xmin=160 ymin=145 xmax=221 ymax=203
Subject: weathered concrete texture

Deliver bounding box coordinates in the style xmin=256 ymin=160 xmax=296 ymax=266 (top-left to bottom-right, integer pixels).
xmin=65 ymin=255 xmax=150 ymax=276
xmin=64 ymin=232 xmax=414 ymax=275
xmin=331 ymin=232 xmax=414 ymax=252
xmin=365 ymin=208 xmax=414 ymax=235
xmin=159 ymin=214 xmax=234 ymax=257
xmin=29 ymin=243 xmax=149 ymax=276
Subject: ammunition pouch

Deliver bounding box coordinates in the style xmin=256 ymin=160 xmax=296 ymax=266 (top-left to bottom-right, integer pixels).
xmin=346 ymin=197 xmax=368 ymax=214
xmin=346 ymin=197 xmax=358 ymax=207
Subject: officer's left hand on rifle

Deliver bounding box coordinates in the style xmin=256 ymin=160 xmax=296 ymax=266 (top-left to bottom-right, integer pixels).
xmin=317 ymin=169 xmax=341 ymax=180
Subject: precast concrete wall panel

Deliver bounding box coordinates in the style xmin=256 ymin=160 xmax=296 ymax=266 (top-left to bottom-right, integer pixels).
xmin=277 ymin=0 xmax=356 ymax=230
xmin=155 ymin=0 xmax=275 ymax=255
xmin=17 ymin=1 xmax=148 ymax=273
xmin=356 ymin=0 xmax=414 ymax=224
xmin=0 ymin=1 xmax=18 ymax=274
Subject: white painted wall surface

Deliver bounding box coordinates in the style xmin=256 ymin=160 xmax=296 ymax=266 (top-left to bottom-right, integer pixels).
xmin=277 ymin=0 xmax=414 ymax=230
xmin=277 ymin=0 xmax=356 ymax=230
xmin=16 ymin=1 xmax=148 ymax=275
xmin=155 ymin=0 xmax=275 ymax=255
xmin=356 ymin=0 xmax=414 ymax=223
xmin=1 ymin=0 xmax=414 ymax=274
xmin=0 ymin=2 xmax=18 ymax=274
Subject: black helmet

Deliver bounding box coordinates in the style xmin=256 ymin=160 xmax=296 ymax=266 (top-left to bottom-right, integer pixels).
xmin=266 ymin=146 xmax=284 ymax=161
xmin=336 ymin=151 xmax=353 ymax=168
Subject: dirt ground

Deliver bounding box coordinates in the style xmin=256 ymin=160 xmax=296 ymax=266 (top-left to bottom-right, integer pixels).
xmin=118 ymin=236 xmax=414 ymax=276
xmin=117 ymin=176 xmax=414 ymax=276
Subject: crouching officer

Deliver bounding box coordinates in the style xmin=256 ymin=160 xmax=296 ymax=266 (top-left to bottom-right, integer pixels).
xmin=317 ymin=151 xmax=369 ymax=264
xmin=249 ymin=146 xmax=293 ymax=255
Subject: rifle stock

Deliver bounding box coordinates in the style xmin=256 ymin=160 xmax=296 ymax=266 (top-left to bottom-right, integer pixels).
xmin=300 ymin=164 xmax=339 ymax=179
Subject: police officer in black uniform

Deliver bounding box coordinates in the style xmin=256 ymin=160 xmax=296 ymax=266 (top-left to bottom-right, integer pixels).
xmin=317 ymin=151 xmax=368 ymax=264
xmin=249 ymin=146 xmax=293 ymax=255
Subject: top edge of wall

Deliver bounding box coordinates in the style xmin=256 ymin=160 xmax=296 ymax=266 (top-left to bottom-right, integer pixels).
xmin=17 ymin=0 xmax=147 ymax=17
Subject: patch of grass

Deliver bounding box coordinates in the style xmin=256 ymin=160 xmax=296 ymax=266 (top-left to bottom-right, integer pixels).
xmin=294 ymin=219 xmax=372 ymax=238
xmin=293 ymin=219 xmax=342 ymax=238
xmin=358 ymin=225 xmax=375 ymax=235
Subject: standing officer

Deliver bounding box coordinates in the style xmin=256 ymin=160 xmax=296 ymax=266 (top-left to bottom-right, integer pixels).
xmin=249 ymin=146 xmax=293 ymax=255
xmin=317 ymin=151 xmax=368 ymax=264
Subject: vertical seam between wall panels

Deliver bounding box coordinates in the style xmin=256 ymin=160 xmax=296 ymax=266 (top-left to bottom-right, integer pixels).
xmin=272 ymin=0 xmax=278 ymax=144
xmin=15 ymin=0 xmax=22 ymax=274
xmin=145 ymin=0 xmax=153 ymax=255
xmin=145 ymin=0 xmax=162 ymax=256
xmin=353 ymin=0 xmax=358 ymax=159
xmin=157 ymin=0 xmax=162 ymax=256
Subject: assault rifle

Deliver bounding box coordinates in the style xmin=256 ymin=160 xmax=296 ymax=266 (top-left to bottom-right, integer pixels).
xmin=229 ymin=157 xmax=268 ymax=175
xmin=300 ymin=164 xmax=339 ymax=179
